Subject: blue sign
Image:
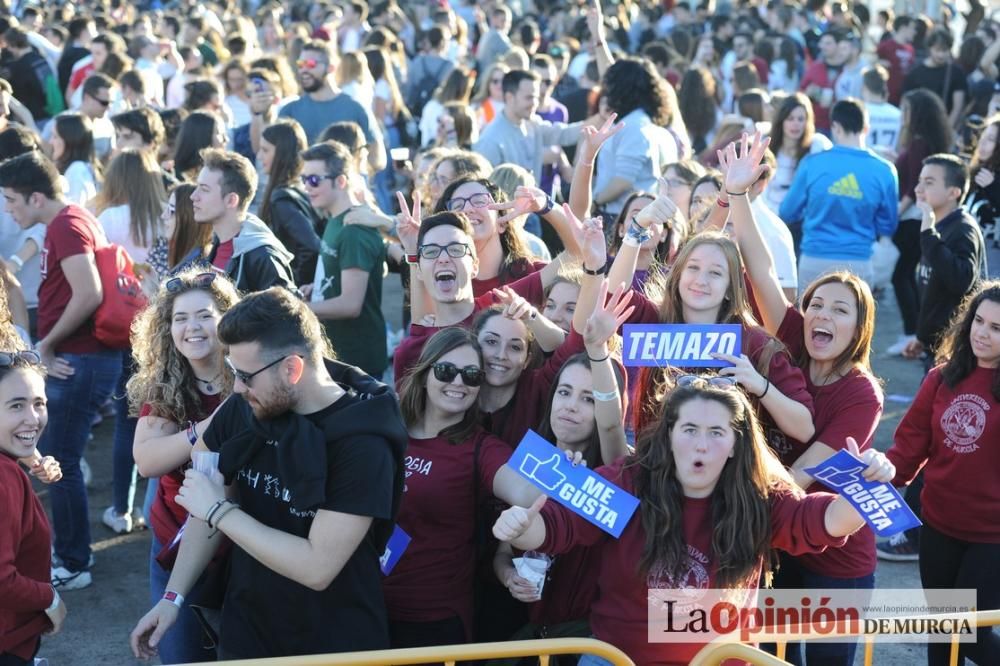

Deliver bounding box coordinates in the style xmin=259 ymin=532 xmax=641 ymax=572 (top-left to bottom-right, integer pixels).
xmin=622 ymin=324 xmax=742 ymax=368
xmin=379 ymin=525 xmax=411 ymax=575
xmin=804 ymin=450 xmax=921 ymax=538
xmin=509 ymin=430 xmax=640 ymax=538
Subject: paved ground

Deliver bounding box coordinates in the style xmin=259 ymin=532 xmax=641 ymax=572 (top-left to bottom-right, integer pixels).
xmin=35 ymin=283 xmax=945 ymax=665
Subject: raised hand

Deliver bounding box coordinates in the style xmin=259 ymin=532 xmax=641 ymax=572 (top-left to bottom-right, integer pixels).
xmin=719 ymin=131 xmax=771 ymax=195
xmin=489 ymin=185 xmax=548 ymax=225
xmin=974 ymin=168 xmax=995 ymax=189
xmin=634 ymin=189 xmax=678 ymax=230
xmin=493 ymin=285 xmax=539 ymax=321
xmin=584 ymin=281 xmax=635 ymax=348
xmin=493 ymin=494 xmax=547 ymax=542
xmin=586 ymin=0 xmax=606 ymax=45
xmin=395 ymin=191 xmax=421 ymax=255
xmin=713 ymin=353 xmax=768 ymax=397
xmin=580 ymin=113 xmax=624 ymax=161
xmin=846 ymin=436 xmax=896 ymax=484
xmin=578 ymin=213 xmax=609 ymax=271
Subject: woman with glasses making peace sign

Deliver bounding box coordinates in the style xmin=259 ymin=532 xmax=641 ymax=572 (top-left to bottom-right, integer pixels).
xmin=127 ymin=267 xmax=240 ymax=664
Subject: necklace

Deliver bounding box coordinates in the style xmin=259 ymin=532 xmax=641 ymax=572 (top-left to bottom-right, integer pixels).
xmin=194 ymin=371 xmax=223 ymax=393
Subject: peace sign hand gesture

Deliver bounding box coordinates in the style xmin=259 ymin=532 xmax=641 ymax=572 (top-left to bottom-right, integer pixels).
xmin=395 ymin=191 xmax=421 ymax=256
xmin=489 ymin=186 xmax=548 ymax=225
xmin=580 ymin=113 xmax=624 ymax=162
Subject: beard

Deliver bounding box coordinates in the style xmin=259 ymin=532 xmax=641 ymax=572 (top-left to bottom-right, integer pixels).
xmin=300 ymin=74 xmax=323 ymax=94
xmin=245 ymin=382 xmax=296 ymax=421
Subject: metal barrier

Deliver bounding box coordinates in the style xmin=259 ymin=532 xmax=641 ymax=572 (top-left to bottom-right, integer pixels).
xmin=197 ymin=638 xmax=635 ymax=666
xmin=689 ymin=608 xmax=1000 ymax=666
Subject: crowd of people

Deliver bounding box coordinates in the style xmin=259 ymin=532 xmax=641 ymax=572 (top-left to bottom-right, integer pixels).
xmin=1 ymin=0 xmax=999 ymax=665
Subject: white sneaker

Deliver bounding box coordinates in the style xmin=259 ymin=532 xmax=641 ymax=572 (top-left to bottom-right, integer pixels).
xmin=80 ymin=457 xmax=92 ymax=488
xmin=51 ymin=566 xmax=92 ymax=590
xmin=102 ymin=506 xmax=133 ymax=534
xmin=887 ymin=334 xmax=916 ymax=356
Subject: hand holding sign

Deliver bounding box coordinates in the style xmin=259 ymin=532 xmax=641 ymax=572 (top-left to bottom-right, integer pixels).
xmin=494 ymin=495 xmax=548 ymax=543
xmin=713 ymin=352 xmax=768 ymax=397
xmin=845 ymin=436 xmax=896 ymax=484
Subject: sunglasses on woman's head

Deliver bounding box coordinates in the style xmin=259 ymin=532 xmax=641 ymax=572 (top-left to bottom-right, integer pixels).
xmin=432 ymin=362 xmax=485 ymax=387
xmin=165 ymin=272 xmax=217 ymax=293
xmin=676 ymin=374 xmax=737 ymax=390
xmin=0 ymin=350 xmax=41 ymax=367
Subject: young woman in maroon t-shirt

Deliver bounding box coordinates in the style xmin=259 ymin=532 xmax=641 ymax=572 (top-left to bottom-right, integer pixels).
xmin=494 ymin=378 xmax=896 ymax=666
xmin=492 ymin=269 xmax=634 ymax=652
xmin=0 ymin=352 xmax=67 ymax=665
xmin=887 ymin=282 xmax=1000 ymax=665
xmin=386 ymin=327 xmax=544 ymax=647
xmin=724 ymin=132 xmax=885 ymax=666
xmin=127 ymin=267 xmax=240 ymax=665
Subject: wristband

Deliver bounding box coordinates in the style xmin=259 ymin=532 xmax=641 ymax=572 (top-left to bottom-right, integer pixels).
xmin=46 ymin=588 xmax=61 ymax=613
xmin=204 ymin=498 xmax=228 ymax=526
xmin=405 ymin=253 xmax=419 ymax=264
xmin=163 ymin=590 xmax=184 ymax=608
xmin=186 ymin=421 xmax=198 ymax=446
xmin=587 ymin=352 xmax=610 ymax=363
xmin=209 ymin=502 xmax=240 ymax=532
xmin=757 ymin=377 xmax=770 ymax=399
xmin=626 ymin=219 xmax=652 ymax=244
xmin=726 ymin=190 xmax=749 ymax=197
xmin=7 ymin=255 xmax=23 ymax=272
xmin=582 ymin=263 xmax=607 ymax=276
xmin=539 ymin=196 xmax=554 ymax=216
xmin=716 ymin=197 xmax=730 ymax=209
xmin=591 ymin=388 xmax=619 ymax=402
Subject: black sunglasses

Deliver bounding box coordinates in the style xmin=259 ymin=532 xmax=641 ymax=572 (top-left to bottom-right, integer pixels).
xmin=418 ymin=242 xmax=473 ymax=261
xmin=90 ymin=95 xmax=111 ymax=107
xmin=0 ymin=350 xmax=42 ymax=367
xmin=301 ymin=173 xmax=337 ymax=188
xmin=225 ymin=354 xmax=303 ymax=386
xmin=432 ymin=361 xmax=485 ymax=387
xmin=165 ymin=272 xmax=217 ymax=293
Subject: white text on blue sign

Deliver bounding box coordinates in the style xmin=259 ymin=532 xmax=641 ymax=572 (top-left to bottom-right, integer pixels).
xmin=622 ymin=324 xmax=743 ymax=368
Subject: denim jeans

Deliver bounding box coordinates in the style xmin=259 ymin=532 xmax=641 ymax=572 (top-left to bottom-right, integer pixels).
xmin=766 ymin=554 xmax=875 ymax=666
xmin=148 ymin=534 xmax=217 ymax=664
xmin=39 ymin=351 xmax=121 ymax=572
xmin=112 ymin=352 xmax=138 ymax=515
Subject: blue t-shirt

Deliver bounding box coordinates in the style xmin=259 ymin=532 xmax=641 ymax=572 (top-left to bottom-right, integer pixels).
xmin=279 ymin=92 xmax=375 ymax=145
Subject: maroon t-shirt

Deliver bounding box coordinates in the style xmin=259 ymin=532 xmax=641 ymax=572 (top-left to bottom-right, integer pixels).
xmin=889 ymin=366 xmax=1000 ymax=543
xmin=213 ymin=238 xmax=235 ymax=272
xmin=776 ymin=306 xmax=883 ymax=577
xmin=382 ymin=430 xmax=511 ymax=636
xmin=538 ymin=459 xmax=844 ymax=666
xmin=472 ymin=260 xmax=548 ymax=299
xmin=38 ymin=204 xmax=107 ymax=354
xmin=0 ymin=454 xmax=54 ymax=660
xmin=393 ymin=271 xmax=545 ymax=390
xmin=876 ymin=38 xmax=915 ymax=104
xmin=144 ymin=392 xmax=223 ymax=551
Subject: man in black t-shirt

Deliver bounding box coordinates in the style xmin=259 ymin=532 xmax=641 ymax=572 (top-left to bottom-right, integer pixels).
xmin=130 ymin=288 xmax=407 ymax=660
xmin=901 ymin=28 xmax=968 ymax=129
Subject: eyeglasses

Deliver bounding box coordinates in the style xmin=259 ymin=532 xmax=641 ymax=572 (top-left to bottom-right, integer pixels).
xmin=226 ymin=354 xmax=301 ymax=386
xmin=165 ymin=272 xmax=217 ymax=293
xmin=296 ymin=58 xmax=322 ymax=69
xmin=0 ymin=350 xmax=41 ymax=367
xmin=432 ymin=361 xmax=485 ymax=387
xmin=445 ymin=192 xmax=493 ymax=211
xmin=301 ymin=173 xmax=337 ymax=188
xmin=676 ymin=374 xmax=738 ymax=390
xmin=418 ymin=242 xmax=472 ymax=260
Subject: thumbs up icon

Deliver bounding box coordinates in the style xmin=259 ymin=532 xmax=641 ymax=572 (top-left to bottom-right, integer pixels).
xmin=519 ymin=453 xmax=566 ymax=491
xmin=810 ymin=464 xmax=864 ymax=488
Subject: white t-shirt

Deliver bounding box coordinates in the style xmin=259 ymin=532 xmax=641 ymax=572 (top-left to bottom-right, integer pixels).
xmin=866 ymin=101 xmax=902 ymax=157
xmin=751 ymin=197 xmax=798 ymax=290
xmin=763 ymin=135 xmax=832 ymax=213
xmin=98 ymin=204 xmax=151 ymax=264
xmin=63 ymin=161 xmax=97 ymax=207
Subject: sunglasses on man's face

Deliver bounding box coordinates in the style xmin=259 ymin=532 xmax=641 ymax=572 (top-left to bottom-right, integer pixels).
xmin=432 ymin=361 xmax=485 ymax=387
xmin=301 ymin=173 xmax=336 ymax=188
xmin=297 ymin=58 xmax=322 ymax=70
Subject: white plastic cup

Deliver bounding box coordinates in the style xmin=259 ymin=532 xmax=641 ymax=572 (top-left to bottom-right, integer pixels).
xmin=192 ymin=451 xmax=220 ymax=476
xmin=516 ymin=551 xmax=553 ymax=596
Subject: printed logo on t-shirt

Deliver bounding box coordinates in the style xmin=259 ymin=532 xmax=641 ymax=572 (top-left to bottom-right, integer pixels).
xmin=236 ymin=466 xmax=316 ymax=518
xmin=827 ymin=174 xmax=863 ymax=200
xmin=939 ymin=393 xmax=989 ymax=454
xmin=646 ymin=544 xmax=711 ymax=612
xmin=402 ymin=455 xmax=433 ymax=493
xmin=767 ymin=428 xmax=790 ymax=457
xmin=40 ymin=248 xmax=49 ymax=279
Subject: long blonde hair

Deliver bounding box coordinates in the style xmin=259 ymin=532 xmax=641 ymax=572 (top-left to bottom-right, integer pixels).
xmin=126 ymin=267 xmax=240 ymax=422
xmin=93 ymin=148 xmax=166 ymax=248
